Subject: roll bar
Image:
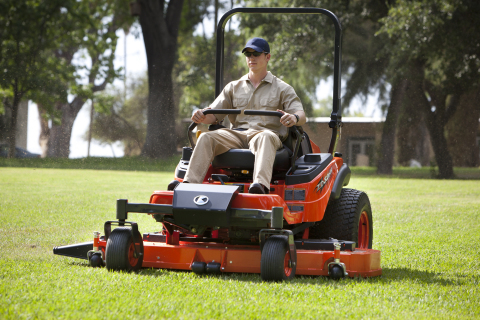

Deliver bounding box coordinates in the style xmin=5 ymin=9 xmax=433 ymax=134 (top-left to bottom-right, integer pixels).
xmin=187 ymin=110 xmax=303 ymax=173
xmin=215 ymin=7 xmax=343 ymax=154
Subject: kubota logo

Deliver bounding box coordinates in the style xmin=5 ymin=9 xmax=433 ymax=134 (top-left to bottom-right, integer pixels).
xmin=193 ymin=195 xmax=209 ymax=205
xmin=316 ymin=167 xmax=333 ymax=193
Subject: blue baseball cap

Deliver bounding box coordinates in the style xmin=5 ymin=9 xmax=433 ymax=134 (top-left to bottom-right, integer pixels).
xmin=242 ymin=37 xmax=270 ymax=53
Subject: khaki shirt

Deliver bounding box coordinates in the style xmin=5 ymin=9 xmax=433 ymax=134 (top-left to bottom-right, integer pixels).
xmin=209 ymin=71 xmax=303 ymax=140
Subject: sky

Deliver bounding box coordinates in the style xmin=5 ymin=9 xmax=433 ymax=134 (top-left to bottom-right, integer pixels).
xmin=26 ymin=14 xmax=380 ymax=158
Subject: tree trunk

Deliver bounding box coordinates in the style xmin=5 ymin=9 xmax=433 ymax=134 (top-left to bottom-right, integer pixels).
xmin=139 ymin=0 xmax=184 ymax=159
xmin=446 ymin=88 xmax=480 ymax=167
xmin=377 ymin=78 xmax=407 ymax=174
xmin=410 ymin=60 xmax=455 ymax=179
xmin=5 ymin=83 xmax=23 ymax=158
xmin=141 ymin=52 xmax=178 ymax=158
xmin=47 ymin=98 xmax=85 ymax=158
xmin=397 ymin=77 xmax=431 ymax=167
xmin=424 ymin=108 xmax=455 ymax=178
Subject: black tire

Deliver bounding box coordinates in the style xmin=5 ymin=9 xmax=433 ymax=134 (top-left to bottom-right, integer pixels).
xmin=310 ymin=188 xmax=373 ymax=249
xmin=167 ymin=180 xmax=180 ymax=191
xmin=105 ymin=227 xmax=144 ymax=272
xmin=260 ymin=235 xmax=296 ymax=281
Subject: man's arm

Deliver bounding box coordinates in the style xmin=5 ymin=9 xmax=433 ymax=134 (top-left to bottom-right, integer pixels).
xmin=293 ymin=111 xmax=306 ymax=126
xmin=191 ymin=109 xmax=218 ymax=124
xmin=277 ymin=110 xmax=306 ymax=127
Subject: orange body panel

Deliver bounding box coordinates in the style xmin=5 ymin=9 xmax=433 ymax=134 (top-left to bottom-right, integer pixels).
xmin=158 ymin=156 xmax=345 ymax=225
xmin=150 ymin=191 xmax=173 ymax=205
xmin=310 ymin=140 xmax=321 ymax=153
xmin=283 ymin=161 xmax=338 ymax=223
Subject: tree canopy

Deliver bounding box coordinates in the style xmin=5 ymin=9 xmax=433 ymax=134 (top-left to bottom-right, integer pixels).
xmin=378 ymin=0 xmax=480 ymax=177
xmin=0 ymin=0 xmax=77 ymax=157
xmin=3 ymin=0 xmax=478 ymax=175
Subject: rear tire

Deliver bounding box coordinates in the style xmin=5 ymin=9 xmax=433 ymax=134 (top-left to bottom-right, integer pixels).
xmin=105 ymin=227 xmax=143 ymax=272
xmin=310 ymin=188 xmax=373 ymax=249
xmin=260 ymin=235 xmax=296 ymax=281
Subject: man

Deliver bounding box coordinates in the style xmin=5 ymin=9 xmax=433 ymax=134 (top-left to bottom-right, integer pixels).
xmin=184 ymin=37 xmax=306 ymax=194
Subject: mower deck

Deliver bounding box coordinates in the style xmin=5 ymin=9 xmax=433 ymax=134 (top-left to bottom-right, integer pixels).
xmin=93 ymin=236 xmax=382 ymax=277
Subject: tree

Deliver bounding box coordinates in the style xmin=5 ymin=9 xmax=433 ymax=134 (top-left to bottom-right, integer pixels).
xmin=376 ymin=77 xmax=407 ymax=174
xmin=446 ymin=88 xmax=480 ymax=167
xmin=137 ymin=0 xmax=187 ymax=158
xmin=42 ymin=0 xmax=133 ymax=158
xmin=0 ymin=0 xmax=76 ymax=158
xmin=379 ymin=0 xmax=480 ymax=178
xmin=85 ymin=0 xmax=212 ymax=156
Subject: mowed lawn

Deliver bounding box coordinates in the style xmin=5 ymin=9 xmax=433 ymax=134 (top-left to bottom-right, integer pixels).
xmin=0 ymin=167 xmax=479 ymax=319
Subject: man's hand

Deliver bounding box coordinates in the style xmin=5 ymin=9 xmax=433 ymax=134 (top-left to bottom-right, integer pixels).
xmin=277 ymin=110 xmax=298 ymax=127
xmin=192 ymin=108 xmax=217 ymax=124
xmin=192 ymin=109 xmax=207 ymax=123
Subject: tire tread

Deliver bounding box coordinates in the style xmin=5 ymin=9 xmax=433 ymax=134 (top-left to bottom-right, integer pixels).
xmin=310 ymin=188 xmax=373 ymax=248
xmin=260 ymin=235 xmax=296 ymax=281
xmin=106 ymin=227 xmax=143 ymax=272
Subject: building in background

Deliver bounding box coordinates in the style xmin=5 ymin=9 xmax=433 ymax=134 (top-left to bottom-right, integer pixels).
xmin=304 ymin=117 xmax=384 ymax=167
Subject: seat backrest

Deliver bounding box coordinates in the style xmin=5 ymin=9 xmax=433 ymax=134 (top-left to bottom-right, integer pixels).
xmin=282 ymin=126 xmax=312 ymax=158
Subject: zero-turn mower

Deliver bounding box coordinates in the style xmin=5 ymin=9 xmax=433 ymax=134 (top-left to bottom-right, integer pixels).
xmin=54 ymin=7 xmax=381 ymax=281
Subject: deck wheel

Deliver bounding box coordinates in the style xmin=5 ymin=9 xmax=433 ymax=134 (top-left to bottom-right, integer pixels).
xmin=329 ymin=265 xmax=344 ymax=280
xmin=89 ymin=252 xmax=103 ymax=268
xmin=260 ymin=235 xmax=296 ymax=281
xmin=105 ymin=227 xmax=143 ymax=272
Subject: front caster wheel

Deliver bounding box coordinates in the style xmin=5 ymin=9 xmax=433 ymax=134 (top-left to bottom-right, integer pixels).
xmin=329 ymin=265 xmax=344 ymax=280
xmin=261 ymin=235 xmax=296 ymax=281
xmin=105 ymin=227 xmax=143 ymax=272
xmin=89 ymin=252 xmax=103 ymax=268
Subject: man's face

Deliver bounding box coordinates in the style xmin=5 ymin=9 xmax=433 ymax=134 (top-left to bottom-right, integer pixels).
xmin=245 ymin=48 xmax=270 ymax=72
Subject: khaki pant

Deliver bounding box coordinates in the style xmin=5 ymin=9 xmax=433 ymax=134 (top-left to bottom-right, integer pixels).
xmin=184 ymin=128 xmax=282 ymax=187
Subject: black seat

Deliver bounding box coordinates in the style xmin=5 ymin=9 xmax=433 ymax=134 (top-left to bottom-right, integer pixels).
xmin=211 ymin=127 xmax=312 ymax=174
xmin=212 ymin=147 xmax=292 ymax=171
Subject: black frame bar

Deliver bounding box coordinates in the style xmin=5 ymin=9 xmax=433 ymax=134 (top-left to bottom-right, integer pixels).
xmin=215 ymin=7 xmax=343 ymax=154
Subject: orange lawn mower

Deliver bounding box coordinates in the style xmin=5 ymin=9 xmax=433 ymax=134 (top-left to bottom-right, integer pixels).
xmin=54 ymin=7 xmax=381 ymax=281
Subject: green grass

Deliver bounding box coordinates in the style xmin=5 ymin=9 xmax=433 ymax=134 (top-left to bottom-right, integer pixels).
xmin=0 ymin=155 xmax=182 ymax=172
xmin=350 ymin=166 xmax=480 ymax=179
xmin=1 ymin=167 xmax=479 ymax=319
xmin=2 ymin=156 xmax=479 ymax=179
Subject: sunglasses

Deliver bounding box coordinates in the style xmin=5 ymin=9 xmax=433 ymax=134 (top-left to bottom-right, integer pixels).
xmin=243 ymin=51 xmax=267 ymax=57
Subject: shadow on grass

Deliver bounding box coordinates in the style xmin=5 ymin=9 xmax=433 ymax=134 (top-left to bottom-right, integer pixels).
xmin=63 ymin=249 xmax=474 ymax=286
xmin=362 ymin=267 xmax=459 ymax=285
xmin=68 ymin=260 xmax=91 ymax=268
xmin=65 ymin=260 xmax=476 ymax=287
xmin=132 ymin=266 xmax=472 ymax=286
